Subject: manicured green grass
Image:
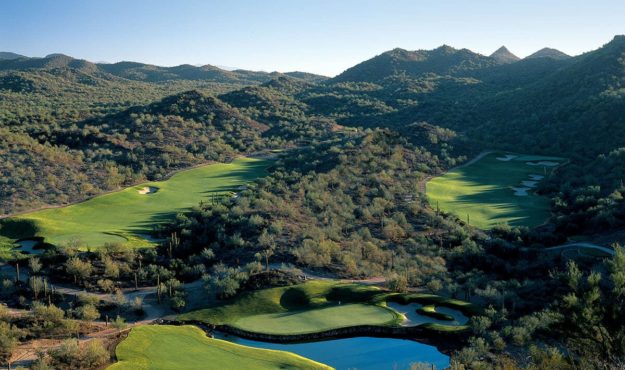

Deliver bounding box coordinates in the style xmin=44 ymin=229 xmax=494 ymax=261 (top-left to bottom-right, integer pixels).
xmin=426 ymin=152 xmax=564 ymax=229
xmin=416 ymin=305 xmax=454 ymax=321
xmin=386 ymin=293 xmax=480 ymax=315
xmin=0 ymin=158 xmax=269 ymax=249
xmin=180 ymin=281 xmax=400 ymax=334
xmin=235 ymin=303 xmax=396 ymax=335
xmin=180 ymin=280 xmax=475 ymax=334
xmin=107 ymin=325 xmax=331 ymax=370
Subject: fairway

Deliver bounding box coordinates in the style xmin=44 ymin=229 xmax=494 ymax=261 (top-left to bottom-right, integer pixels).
xmin=426 ymin=152 xmax=564 ymax=229
xmin=1 ymin=158 xmax=269 ymax=249
xmin=107 ymin=325 xmax=331 ymax=370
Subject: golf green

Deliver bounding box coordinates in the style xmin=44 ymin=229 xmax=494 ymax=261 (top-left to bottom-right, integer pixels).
xmin=107 ymin=325 xmax=331 ymax=370
xmin=180 ymin=281 xmax=401 ymax=334
xmin=1 ymin=157 xmax=269 ymax=249
xmin=233 ymin=303 xmax=396 ymax=335
xmin=426 ymin=152 xmax=564 ymax=229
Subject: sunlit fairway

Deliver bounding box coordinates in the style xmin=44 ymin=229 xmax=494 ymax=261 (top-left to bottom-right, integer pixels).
xmin=107 ymin=325 xmax=331 ymax=370
xmin=1 ymin=157 xmax=269 ymax=249
xmin=426 ymin=152 xmax=564 ymax=229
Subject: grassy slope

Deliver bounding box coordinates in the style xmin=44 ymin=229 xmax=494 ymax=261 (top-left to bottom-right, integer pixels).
xmin=234 ymin=304 xmax=396 ymax=334
xmin=108 ymin=325 xmax=331 ymax=370
xmin=180 ymin=281 xmax=475 ymax=334
xmin=180 ymin=281 xmax=400 ymax=334
xmin=426 ymin=152 xmax=564 ymax=229
xmin=2 ymin=157 xmax=268 ymax=249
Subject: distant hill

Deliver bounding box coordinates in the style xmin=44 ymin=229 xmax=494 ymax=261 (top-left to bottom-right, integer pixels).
xmin=332 ymin=45 xmax=498 ymax=83
xmin=283 ymin=71 xmax=328 ymax=83
xmin=0 ymin=54 xmax=100 ymax=74
xmin=0 ymin=53 xmax=327 ymax=85
xmin=526 ymin=47 xmax=571 ymax=60
xmin=66 ymin=90 xmax=269 ymax=174
xmin=0 ymin=52 xmax=27 ymax=60
xmin=490 ymin=46 xmax=520 ymax=64
xmin=377 ymin=36 xmax=625 ymax=159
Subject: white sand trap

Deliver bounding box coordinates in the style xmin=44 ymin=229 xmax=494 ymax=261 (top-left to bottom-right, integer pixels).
xmin=386 ymin=302 xmax=468 ymax=327
xmin=512 ymin=187 xmax=531 ymax=196
xmin=529 ymin=174 xmax=544 ymax=181
xmin=521 ymin=180 xmax=538 ymax=188
xmin=138 ymin=186 xmax=158 ymax=195
xmin=496 ymin=154 xmax=517 ymax=161
xmin=526 ymin=161 xmax=559 ymax=167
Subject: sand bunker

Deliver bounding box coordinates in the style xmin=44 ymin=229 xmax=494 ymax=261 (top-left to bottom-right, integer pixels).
xmin=496 ymin=154 xmax=517 ymax=161
xmin=521 ymin=180 xmax=538 ymax=188
xmin=138 ymin=186 xmax=158 ymax=195
xmin=527 ymin=161 xmax=559 ymax=167
xmin=529 ymin=174 xmax=544 ymax=181
xmin=512 ymin=187 xmax=531 ymax=196
xmin=386 ymin=302 xmax=468 ymax=327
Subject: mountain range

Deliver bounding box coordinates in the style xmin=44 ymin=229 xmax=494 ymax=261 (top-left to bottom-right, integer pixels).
xmin=1 ymin=35 xmax=624 ymax=214
xmin=0 ymin=53 xmax=328 ymax=84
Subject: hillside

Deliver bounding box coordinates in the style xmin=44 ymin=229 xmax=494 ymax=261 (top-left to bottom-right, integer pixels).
xmin=0 ymin=51 xmax=27 ymax=60
xmin=0 ymin=53 xmax=328 ymax=85
xmin=332 ymin=45 xmax=499 ymax=83
xmin=0 ymin=89 xmax=270 ymax=215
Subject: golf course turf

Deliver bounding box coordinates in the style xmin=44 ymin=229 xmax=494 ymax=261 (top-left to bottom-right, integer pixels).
xmin=107 ymin=325 xmax=331 ymax=370
xmin=0 ymin=157 xmax=269 ymax=249
xmin=426 ymin=152 xmax=564 ymax=229
xmin=179 ymin=281 xmax=475 ymax=334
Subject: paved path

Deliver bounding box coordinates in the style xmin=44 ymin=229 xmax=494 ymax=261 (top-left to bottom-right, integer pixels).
xmin=520 ymin=241 xmax=614 ymax=257
xmin=542 ymin=242 xmax=615 ymax=256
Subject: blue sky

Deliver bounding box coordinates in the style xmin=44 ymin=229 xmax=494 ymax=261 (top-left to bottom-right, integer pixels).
xmin=1 ymin=0 xmax=624 ymax=76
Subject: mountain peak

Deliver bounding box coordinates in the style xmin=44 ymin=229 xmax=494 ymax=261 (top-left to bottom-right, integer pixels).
xmin=526 ymin=47 xmax=571 ymax=60
xmin=490 ymin=46 xmax=520 ymax=64
xmin=433 ymin=44 xmax=457 ymax=54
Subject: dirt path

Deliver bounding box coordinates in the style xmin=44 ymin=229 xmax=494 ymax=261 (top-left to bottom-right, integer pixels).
xmin=60 ymin=285 xmax=168 ymax=323
xmin=10 ymin=325 xmax=132 ymax=368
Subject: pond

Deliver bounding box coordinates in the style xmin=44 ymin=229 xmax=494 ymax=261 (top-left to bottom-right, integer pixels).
xmin=214 ymin=332 xmax=450 ymax=370
xmin=15 ymin=239 xmax=44 ymax=254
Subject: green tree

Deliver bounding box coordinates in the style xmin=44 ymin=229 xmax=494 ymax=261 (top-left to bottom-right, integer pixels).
xmin=65 ymin=257 xmax=93 ymax=285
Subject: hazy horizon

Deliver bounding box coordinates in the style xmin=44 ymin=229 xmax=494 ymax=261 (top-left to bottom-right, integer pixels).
xmin=2 ymin=0 xmax=624 ymax=76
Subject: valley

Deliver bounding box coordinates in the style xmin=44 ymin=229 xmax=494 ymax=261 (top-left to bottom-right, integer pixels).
xmin=1 ymin=11 xmax=625 ymax=369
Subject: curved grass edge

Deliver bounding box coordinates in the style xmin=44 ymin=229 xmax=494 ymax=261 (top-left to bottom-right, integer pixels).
xmin=107 ymin=324 xmax=332 ymax=370
xmin=416 ymin=305 xmax=455 ymax=321
xmin=178 ymin=281 xmax=478 ymax=336
xmin=157 ymin=319 xmax=469 ymax=355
